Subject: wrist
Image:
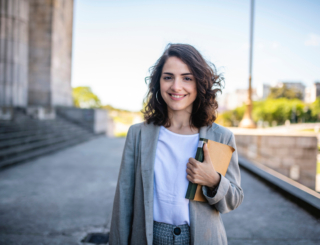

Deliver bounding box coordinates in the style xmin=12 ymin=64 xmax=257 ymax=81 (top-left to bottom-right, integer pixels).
xmin=209 ymin=171 xmax=221 ymax=188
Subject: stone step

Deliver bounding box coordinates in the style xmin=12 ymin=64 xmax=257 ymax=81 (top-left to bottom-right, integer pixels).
xmin=0 ymin=113 xmax=96 ymax=168
xmin=0 ymin=135 xmax=97 ymax=169
xmin=0 ymin=132 xmax=89 ymax=161
xmin=0 ymin=133 xmax=57 ymax=149
xmin=0 ymin=120 xmax=86 ymax=135
xmin=0 ymin=120 xmax=82 ymax=134
xmin=0 ymin=123 xmax=89 ymax=140
xmin=0 ymin=127 xmax=89 ymax=150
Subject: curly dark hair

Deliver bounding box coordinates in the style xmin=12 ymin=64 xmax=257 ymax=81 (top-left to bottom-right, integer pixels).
xmin=143 ymin=43 xmax=224 ymax=128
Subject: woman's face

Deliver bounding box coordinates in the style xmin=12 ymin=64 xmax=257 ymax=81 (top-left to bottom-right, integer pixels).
xmin=159 ymin=56 xmax=197 ymax=114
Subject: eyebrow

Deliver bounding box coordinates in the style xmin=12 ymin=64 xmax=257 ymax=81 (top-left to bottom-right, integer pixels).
xmin=163 ymin=72 xmax=193 ymax=76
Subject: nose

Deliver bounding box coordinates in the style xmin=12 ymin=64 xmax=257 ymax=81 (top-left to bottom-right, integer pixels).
xmin=170 ymin=78 xmax=182 ymax=91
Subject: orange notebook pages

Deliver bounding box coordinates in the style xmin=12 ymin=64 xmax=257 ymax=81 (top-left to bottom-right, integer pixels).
xmin=193 ymin=139 xmax=235 ymax=202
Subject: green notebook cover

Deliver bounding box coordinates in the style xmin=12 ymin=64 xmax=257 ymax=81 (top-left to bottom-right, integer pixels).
xmin=185 ymin=138 xmax=208 ymax=200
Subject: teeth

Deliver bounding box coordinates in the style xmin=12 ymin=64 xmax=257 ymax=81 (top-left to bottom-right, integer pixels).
xmin=171 ymin=94 xmax=185 ymax=98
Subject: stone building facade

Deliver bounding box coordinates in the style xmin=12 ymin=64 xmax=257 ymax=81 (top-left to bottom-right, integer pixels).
xmin=0 ymin=0 xmax=73 ymax=109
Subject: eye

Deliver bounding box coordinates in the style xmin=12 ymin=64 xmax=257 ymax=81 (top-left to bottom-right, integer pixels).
xmin=184 ymin=77 xmax=192 ymax=81
xmin=163 ymin=76 xmax=172 ymax=80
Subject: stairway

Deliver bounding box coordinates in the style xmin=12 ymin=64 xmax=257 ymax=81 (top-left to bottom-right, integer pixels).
xmin=0 ymin=111 xmax=97 ymax=169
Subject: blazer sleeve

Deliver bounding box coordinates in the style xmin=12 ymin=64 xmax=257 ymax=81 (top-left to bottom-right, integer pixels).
xmin=109 ymin=126 xmax=136 ymax=245
xmin=201 ymin=132 xmax=244 ymax=214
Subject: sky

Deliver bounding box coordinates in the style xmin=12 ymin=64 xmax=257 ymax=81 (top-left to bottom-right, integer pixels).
xmin=71 ymin=0 xmax=320 ymax=111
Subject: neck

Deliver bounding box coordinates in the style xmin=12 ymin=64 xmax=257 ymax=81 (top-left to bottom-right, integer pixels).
xmin=167 ymin=106 xmax=193 ymax=129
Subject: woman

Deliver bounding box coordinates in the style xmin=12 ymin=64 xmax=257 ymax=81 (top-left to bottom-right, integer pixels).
xmin=109 ymin=43 xmax=244 ymax=245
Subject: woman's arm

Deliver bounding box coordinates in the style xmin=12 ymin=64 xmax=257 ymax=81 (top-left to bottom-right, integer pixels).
xmin=202 ymin=132 xmax=244 ymax=214
xmin=109 ymin=126 xmax=136 ymax=245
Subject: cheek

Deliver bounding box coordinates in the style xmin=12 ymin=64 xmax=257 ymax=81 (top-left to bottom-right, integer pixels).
xmin=160 ymin=82 xmax=170 ymax=100
xmin=191 ymin=92 xmax=197 ymax=102
xmin=189 ymin=84 xmax=197 ymax=97
xmin=189 ymin=86 xmax=197 ymax=102
xmin=160 ymin=80 xmax=168 ymax=91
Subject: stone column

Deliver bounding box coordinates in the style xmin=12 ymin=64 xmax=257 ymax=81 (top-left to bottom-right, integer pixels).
xmin=51 ymin=0 xmax=74 ymax=106
xmin=0 ymin=0 xmax=29 ymax=107
xmin=28 ymin=0 xmax=73 ymax=107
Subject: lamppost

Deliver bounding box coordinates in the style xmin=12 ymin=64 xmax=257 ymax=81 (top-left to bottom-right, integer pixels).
xmin=239 ymin=0 xmax=256 ymax=128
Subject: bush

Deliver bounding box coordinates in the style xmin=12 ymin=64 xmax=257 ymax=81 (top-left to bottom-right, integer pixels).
xmin=218 ymin=97 xmax=319 ymax=127
xmin=253 ymin=98 xmax=305 ymax=125
xmin=310 ymin=97 xmax=320 ymax=120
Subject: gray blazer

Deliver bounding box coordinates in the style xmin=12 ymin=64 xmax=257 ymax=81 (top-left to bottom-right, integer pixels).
xmin=109 ymin=122 xmax=244 ymax=245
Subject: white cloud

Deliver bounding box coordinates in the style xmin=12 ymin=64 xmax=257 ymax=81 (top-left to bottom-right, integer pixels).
xmin=257 ymin=43 xmax=265 ymax=49
xmin=271 ymin=42 xmax=280 ymax=49
xmin=241 ymin=43 xmax=249 ymax=50
xmin=304 ymin=33 xmax=320 ymax=46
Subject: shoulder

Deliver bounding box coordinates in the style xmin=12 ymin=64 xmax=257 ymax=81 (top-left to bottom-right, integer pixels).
xmin=127 ymin=122 xmax=144 ymax=138
xmin=128 ymin=121 xmax=154 ymax=136
xmin=210 ymin=122 xmax=233 ymax=136
xmin=207 ymin=122 xmax=234 ymax=144
xmin=126 ymin=122 xmax=158 ymax=146
xmin=128 ymin=121 xmax=153 ymax=130
xmin=129 ymin=122 xmax=144 ymax=132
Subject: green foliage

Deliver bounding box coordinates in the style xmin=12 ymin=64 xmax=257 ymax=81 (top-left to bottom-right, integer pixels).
xmin=252 ymin=98 xmax=305 ymax=125
xmin=102 ymin=104 xmax=143 ymax=125
xmin=102 ymin=104 xmax=131 ymax=113
xmin=103 ymin=104 xmax=143 ymax=137
xmin=217 ymin=104 xmax=245 ymax=126
xmin=218 ymin=98 xmax=319 ymax=127
xmin=72 ymin=87 xmax=101 ymax=108
xmin=310 ymin=96 xmax=320 ymax=120
xmin=115 ymin=132 xmax=128 ymax=137
xmin=268 ymin=84 xmax=303 ymax=100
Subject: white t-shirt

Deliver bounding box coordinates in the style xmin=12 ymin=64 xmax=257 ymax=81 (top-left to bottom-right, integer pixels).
xmin=153 ymin=126 xmax=199 ymax=226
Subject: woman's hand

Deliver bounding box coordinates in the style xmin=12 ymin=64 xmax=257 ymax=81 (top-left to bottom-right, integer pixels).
xmin=186 ymin=143 xmax=220 ymax=188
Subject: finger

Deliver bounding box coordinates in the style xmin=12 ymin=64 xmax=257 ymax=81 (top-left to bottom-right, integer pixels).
xmin=203 ymin=143 xmax=212 ymax=163
xmin=187 ymin=163 xmax=196 ymax=174
xmin=186 ymin=167 xmax=195 ymax=175
xmin=188 ymin=157 xmax=198 ymax=167
xmin=187 ymin=174 xmax=195 ymax=183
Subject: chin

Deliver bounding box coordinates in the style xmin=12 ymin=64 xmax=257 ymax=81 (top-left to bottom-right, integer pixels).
xmin=167 ymin=104 xmax=190 ymax=112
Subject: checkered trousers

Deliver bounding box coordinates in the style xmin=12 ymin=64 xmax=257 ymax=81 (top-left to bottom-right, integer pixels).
xmin=153 ymin=221 xmax=191 ymax=245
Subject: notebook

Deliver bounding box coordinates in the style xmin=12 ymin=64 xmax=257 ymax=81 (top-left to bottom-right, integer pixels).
xmin=185 ymin=138 xmax=235 ymax=202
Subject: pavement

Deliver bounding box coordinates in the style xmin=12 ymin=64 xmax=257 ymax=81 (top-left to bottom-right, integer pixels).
xmin=0 ymin=137 xmax=319 ymax=245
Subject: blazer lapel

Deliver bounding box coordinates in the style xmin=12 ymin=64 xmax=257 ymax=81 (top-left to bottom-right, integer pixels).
xmin=198 ymin=123 xmax=221 ymax=141
xmin=206 ymin=123 xmax=221 ymax=142
xmin=140 ymin=122 xmax=160 ymax=245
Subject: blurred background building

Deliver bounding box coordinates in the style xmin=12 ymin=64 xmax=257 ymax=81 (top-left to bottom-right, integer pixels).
xmin=0 ymin=0 xmax=73 ymax=111
xmin=218 ymin=81 xmax=320 ymax=111
xmin=305 ymin=82 xmax=320 ymax=103
xmin=0 ymin=0 xmax=112 ymax=169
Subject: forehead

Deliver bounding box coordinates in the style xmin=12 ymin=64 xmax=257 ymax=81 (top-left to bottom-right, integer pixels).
xmin=162 ymin=56 xmax=191 ymax=74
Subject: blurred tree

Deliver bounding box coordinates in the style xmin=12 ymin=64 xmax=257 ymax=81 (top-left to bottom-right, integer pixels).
xmin=102 ymin=104 xmax=130 ymax=112
xmin=310 ymin=96 xmax=320 ymax=120
xmin=216 ymin=104 xmax=245 ymax=127
xmin=218 ymin=98 xmax=319 ymax=127
xmin=72 ymin=87 xmax=101 ymax=108
xmin=253 ymin=98 xmax=305 ymax=124
xmin=268 ymin=84 xmax=303 ymax=100
xmin=216 ymin=111 xmax=233 ymax=127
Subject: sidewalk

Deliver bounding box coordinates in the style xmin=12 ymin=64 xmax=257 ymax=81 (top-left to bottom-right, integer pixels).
xmin=0 ymin=137 xmax=319 ymax=244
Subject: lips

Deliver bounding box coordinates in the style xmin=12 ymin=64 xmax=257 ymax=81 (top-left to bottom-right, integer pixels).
xmin=168 ymin=93 xmax=187 ymax=101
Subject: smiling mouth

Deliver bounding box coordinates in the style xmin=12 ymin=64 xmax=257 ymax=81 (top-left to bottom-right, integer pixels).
xmin=168 ymin=93 xmax=187 ymax=98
